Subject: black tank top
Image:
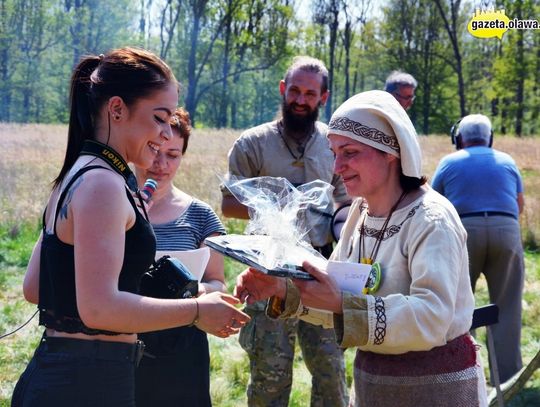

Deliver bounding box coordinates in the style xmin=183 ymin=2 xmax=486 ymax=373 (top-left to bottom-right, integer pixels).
xmin=38 ymin=165 xmax=156 ymax=335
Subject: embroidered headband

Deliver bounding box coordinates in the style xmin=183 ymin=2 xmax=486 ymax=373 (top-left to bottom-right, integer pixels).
xmin=328 ymin=90 xmax=422 ymax=178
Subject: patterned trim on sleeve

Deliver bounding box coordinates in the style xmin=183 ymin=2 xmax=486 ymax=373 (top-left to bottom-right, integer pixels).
xmin=329 ymin=116 xmax=400 ymax=154
xmin=373 ymin=296 xmax=387 ymax=345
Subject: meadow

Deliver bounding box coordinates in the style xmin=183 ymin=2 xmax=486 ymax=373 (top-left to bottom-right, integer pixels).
xmin=1 ymin=123 xmax=540 ymax=406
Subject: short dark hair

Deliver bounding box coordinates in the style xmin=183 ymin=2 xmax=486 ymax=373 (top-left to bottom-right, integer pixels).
xmin=55 ymin=46 xmax=178 ymax=187
xmin=170 ymin=107 xmax=191 ymax=154
xmin=384 ymin=71 xmax=417 ymax=93
xmin=284 ymin=56 xmax=329 ymax=93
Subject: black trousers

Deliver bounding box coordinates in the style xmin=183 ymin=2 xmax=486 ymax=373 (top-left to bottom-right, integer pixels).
xmin=11 ymin=335 xmax=142 ymax=407
xmin=135 ymin=326 xmax=211 ymax=407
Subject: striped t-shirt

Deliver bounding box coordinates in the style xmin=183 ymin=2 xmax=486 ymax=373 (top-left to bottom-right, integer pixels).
xmin=153 ymin=199 xmax=226 ymax=251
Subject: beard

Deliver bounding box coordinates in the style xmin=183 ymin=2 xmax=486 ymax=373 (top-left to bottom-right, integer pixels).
xmin=281 ymin=98 xmax=321 ymax=133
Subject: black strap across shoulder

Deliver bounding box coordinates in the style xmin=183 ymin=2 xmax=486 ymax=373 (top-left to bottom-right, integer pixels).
xmin=80 ymin=140 xmax=139 ymax=192
xmin=79 ymin=140 xmax=150 ymax=220
xmin=47 ymin=164 xmax=150 ymax=236
xmin=50 ymin=165 xmax=109 ymax=235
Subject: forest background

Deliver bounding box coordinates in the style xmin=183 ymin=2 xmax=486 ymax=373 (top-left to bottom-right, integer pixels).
xmin=1 ymin=0 xmax=539 ymax=136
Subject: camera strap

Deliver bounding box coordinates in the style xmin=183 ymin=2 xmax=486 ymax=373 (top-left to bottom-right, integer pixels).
xmin=80 ymin=140 xmax=139 ymax=193
xmin=80 ymin=140 xmax=150 ymax=222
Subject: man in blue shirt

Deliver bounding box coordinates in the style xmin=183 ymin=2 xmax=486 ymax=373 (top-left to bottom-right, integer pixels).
xmin=432 ymin=114 xmax=524 ymax=384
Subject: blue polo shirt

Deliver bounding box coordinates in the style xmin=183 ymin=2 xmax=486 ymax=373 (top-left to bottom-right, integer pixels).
xmin=431 ymin=146 xmax=523 ymax=218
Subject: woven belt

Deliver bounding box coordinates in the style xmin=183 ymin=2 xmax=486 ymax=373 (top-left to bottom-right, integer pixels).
xmin=460 ymin=211 xmax=516 ymax=220
xmin=41 ymin=335 xmax=145 ymax=364
xmin=355 ymin=333 xmax=476 ymax=376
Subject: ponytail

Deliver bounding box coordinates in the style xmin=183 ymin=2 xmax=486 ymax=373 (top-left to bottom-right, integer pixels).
xmin=53 ymin=55 xmax=101 ymax=188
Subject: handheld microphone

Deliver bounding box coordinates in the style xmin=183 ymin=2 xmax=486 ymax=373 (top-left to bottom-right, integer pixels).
xmin=140 ymin=179 xmax=157 ymax=202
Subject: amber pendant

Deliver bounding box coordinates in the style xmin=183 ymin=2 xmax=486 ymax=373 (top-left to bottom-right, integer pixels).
xmin=292 ymin=160 xmax=304 ymax=168
xmin=360 ymin=257 xmax=374 ymax=265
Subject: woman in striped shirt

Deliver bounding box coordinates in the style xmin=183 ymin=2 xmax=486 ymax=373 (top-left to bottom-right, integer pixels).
xmin=134 ymin=108 xmax=227 ymax=407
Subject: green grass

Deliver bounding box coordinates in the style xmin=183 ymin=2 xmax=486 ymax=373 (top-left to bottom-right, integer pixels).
xmin=0 ymin=223 xmax=40 ymax=268
xmin=0 ymin=226 xmax=41 ymax=403
xmin=2 ymin=222 xmax=540 ymax=405
xmin=473 ymin=250 xmax=540 ymax=406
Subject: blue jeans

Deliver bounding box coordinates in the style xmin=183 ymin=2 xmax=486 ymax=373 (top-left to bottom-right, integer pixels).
xmin=11 ymin=335 xmax=143 ymax=407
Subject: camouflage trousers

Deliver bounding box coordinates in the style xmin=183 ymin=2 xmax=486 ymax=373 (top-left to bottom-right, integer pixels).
xmin=239 ymin=306 xmax=348 ymax=407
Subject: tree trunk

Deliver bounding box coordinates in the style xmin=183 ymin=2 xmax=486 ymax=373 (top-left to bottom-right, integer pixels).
xmin=159 ymin=0 xmax=180 ymax=60
xmin=422 ymin=40 xmax=430 ymax=135
xmin=531 ymin=35 xmax=540 ymax=134
xmin=434 ymin=0 xmax=467 ymax=117
xmin=501 ymin=97 xmax=509 ymax=134
xmin=455 ymin=52 xmax=466 ymax=117
xmin=514 ymin=3 xmax=524 ymax=137
xmin=343 ymin=20 xmax=352 ymax=100
xmin=185 ymin=2 xmax=205 ymax=125
xmin=325 ymin=5 xmax=339 ymax=122
xmin=0 ymin=0 xmax=9 ymax=121
xmin=139 ymin=0 xmax=146 ymax=42
xmin=218 ymin=0 xmax=233 ymax=128
xmin=67 ymin=0 xmax=86 ymax=68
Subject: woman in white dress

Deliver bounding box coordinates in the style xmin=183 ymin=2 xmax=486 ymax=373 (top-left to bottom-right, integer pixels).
xmin=235 ymin=90 xmax=488 ymax=407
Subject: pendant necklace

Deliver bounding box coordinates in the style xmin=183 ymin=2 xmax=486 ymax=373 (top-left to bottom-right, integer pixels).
xmin=358 ymin=190 xmax=408 ymax=294
xmin=278 ymin=121 xmax=309 ymax=168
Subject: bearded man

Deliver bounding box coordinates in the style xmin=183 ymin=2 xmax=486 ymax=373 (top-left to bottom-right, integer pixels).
xmin=221 ymin=56 xmax=349 ymax=407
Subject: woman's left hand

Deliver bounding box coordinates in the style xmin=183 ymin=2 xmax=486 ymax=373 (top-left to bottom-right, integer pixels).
xmin=294 ymin=260 xmax=343 ymax=314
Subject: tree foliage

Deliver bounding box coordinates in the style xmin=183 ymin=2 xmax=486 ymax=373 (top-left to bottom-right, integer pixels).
xmin=0 ymin=0 xmax=538 ymax=135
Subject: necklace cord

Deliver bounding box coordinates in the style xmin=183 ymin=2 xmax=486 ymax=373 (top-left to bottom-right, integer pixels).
xmin=278 ymin=121 xmax=309 ymax=162
xmin=359 ymin=190 xmax=408 ymax=264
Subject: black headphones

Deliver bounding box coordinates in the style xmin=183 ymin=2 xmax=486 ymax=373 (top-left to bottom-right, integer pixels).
xmin=450 ymin=118 xmax=493 ymax=150
xmin=450 ymin=118 xmax=462 ymax=149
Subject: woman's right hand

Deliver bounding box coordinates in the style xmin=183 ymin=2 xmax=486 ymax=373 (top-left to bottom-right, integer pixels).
xmin=195 ymin=291 xmax=250 ymax=338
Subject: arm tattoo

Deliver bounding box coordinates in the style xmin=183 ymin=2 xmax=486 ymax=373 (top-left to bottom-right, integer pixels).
xmin=58 ymin=176 xmax=84 ymax=220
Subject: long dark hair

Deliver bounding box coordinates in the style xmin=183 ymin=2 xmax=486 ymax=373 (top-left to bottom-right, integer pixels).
xmin=400 ymin=174 xmax=427 ymax=192
xmin=54 ymin=47 xmax=178 ymax=188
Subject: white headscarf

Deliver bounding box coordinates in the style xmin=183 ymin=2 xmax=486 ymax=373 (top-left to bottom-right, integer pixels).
xmin=328 ymin=90 xmax=422 ymax=178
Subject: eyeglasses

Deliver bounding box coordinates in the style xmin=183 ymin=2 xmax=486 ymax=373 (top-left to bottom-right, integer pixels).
xmin=392 ymin=92 xmax=415 ymax=102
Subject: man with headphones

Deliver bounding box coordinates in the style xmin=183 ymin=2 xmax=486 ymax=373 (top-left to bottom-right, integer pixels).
xmin=432 ymin=114 xmax=525 ymax=384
